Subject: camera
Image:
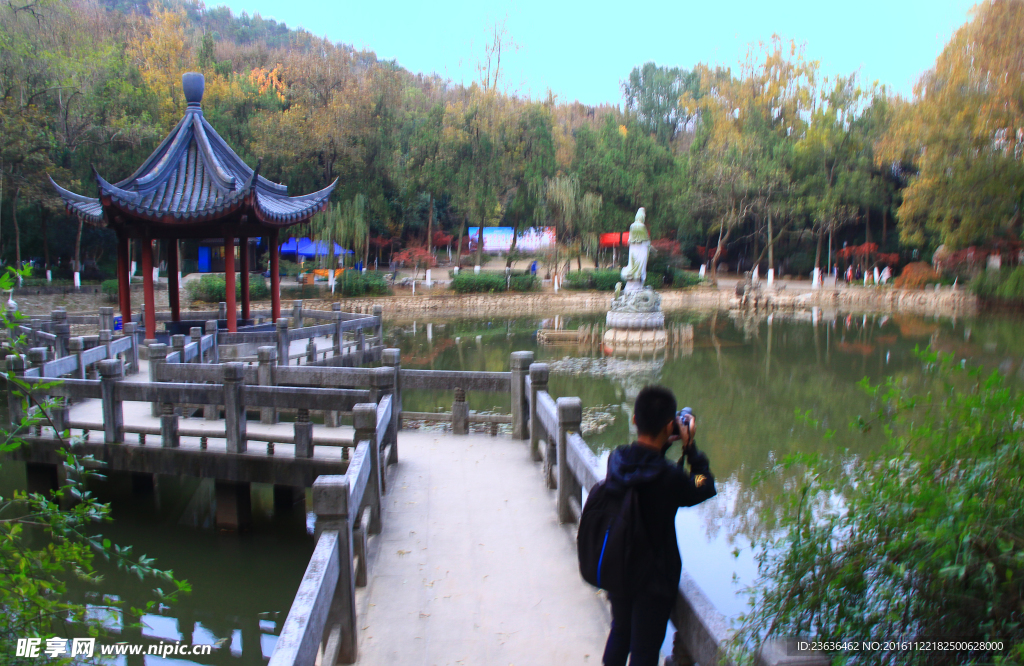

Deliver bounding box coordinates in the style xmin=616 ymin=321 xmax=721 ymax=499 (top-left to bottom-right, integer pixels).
xmin=672 ymin=407 xmax=693 ymax=436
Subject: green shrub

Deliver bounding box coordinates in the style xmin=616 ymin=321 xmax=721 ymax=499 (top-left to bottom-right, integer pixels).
xmin=670 ymin=269 xmax=704 ymax=288
xmin=561 ymin=272 xmax=592 ymax=290
xmin=592 ymin=270 xmax=622 ymax=291
xmin=994 ymin=266 xmax=1024 ymax=302
xmin=337 ymin=270 xmax=390 ymax=297
xmin=279 ymin=259 xmax=301 ymax=277
xmin=734 ymin=351 xmax=1024 ymax=664
xmin=450 ymin=272 xmax=506 ymax=293
xmin=509 ymin=274 xmax=538 ymax=291
xmin=101 ymin=279 xmax=119 ymax=296
xmin=186 ymin=274 xmax=271 ymax=303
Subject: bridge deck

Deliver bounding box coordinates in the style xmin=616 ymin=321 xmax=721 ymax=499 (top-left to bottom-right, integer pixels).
xmin=358 ymin=431 xmax=609 ymax=664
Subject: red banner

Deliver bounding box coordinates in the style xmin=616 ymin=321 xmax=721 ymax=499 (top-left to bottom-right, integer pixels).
xmin=600 ymin=232 xmax=628 ymax=248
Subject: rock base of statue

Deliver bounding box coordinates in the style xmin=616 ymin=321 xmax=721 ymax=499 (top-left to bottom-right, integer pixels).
xmin=603 ymin=285 xmax=666 ymax=353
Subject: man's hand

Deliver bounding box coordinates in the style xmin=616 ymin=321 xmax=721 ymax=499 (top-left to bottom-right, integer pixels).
xmin=679 ymin=415 xmax=696 ymax=451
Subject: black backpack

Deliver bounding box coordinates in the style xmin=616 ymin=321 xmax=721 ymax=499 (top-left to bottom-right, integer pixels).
xmin=577 ymin=479 xmax=652 ymax=596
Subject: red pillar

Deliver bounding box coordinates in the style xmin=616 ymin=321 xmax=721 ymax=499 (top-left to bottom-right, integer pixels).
xmin=270 ymin=229 xmax=280 ymax=322
xmin=167 ymin=239 xmax=180 ymax=322
xmin=141 ymin=239 xmax=156 ymax=340
xmin=117 ymin=233 xmax=131 ymax=325
xmin=240 ymin=236 xmax=250 ymax=321
xmin=224 ymin=235 xmax=237 ymax=332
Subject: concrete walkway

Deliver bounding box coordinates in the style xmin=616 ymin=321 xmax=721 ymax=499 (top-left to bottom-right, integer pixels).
xmin=356 ymin=431 xmax=609 ymax=665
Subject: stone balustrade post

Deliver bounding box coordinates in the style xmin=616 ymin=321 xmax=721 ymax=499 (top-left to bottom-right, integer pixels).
xmin=294 ymin=408 xmax=313 ymax=458
xmin=171 ymin=333 xmax=186 ymax=362
xmin=99 ymin=306 xmax=114 ymax=334
xmin=373 ymin=305 xmax=383 ymax=343
xmin=510 ymin=351 xmax=533 ymax=440
xmin=452 ymin=387 xmax=469 ymax=435
xmin=123 ymin=322 xmax=140 ymax=374
xmin=292 ymin=300 xmax=303 ymax=329
xmin=161 ymin=402 xmax=180 ymax=448
xmin=556 ymin=397 xmax=583 ymax=524
xmin=6 ymin=354 xmax=27 ymax=430
xmin=529 ymin=362 xmax=549 ymax=462
xmin=306 ymin=336 xmax=316 ymax=365
xmin=205 ymin=320 xmax=219 ymax=364
xmin=352 ymin=403 xmax=382 ymax=535
xmin=68 ymin=337 xmax=86 ymax=379
xmin=276 ymin=318 xmax=289 ymax=366
xmin=189 ymin=327 xmax=203 ymax=363
xmin=311 ymin=476 xmax=357 ymax=663
xmin=148 ymin=343 xmax=167 ymax=416
xmin=50 ymin=309 xmax=67 ymax=358
xmin=356 ymin=326 xmax=365 ymax=353
xmin=99 ymin=329 xmax=113 ymax=362
xmin=382 ymin=348 xmax=402 ymax=442
xmin=27 ymin=347 xmax=48 ymax=373
xmin=218 ymin=301 xmax=227 ymax=321
xmin=54 ymin=321 xmax=70 ymax=360
xmin=98 ymin=359 xmax=124 ymax=444
xmin=332 ymin=304 xmax=342 ymax=356
xmin=202 ymin=322 xmax=219 ymax=420
xmin=223 ymin=362 xmax=246 ymax=454
xmin=257 ymin=346 xmax=278 ymax=424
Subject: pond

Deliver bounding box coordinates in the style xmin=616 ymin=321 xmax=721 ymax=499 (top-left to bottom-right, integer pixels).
xmin=386 ymin=309 xmax=1024 ymax=618
xmin=4 ymin=308 xmax=1023 ymax=663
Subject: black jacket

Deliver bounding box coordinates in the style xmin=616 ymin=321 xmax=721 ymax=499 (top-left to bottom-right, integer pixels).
xmin=605 ymin=442 xmax=717 ymax=597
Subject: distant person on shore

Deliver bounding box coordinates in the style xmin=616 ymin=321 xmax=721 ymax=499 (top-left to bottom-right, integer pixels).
xmin=880 ymin=265 xmax=892 ymax=285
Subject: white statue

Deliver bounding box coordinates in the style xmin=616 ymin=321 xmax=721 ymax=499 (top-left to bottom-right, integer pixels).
xmin=620 ymin=207 xmax=650 ymax=291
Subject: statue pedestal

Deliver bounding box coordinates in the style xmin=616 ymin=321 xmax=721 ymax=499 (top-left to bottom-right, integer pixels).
xmin=603 ymin=287 xmax=666 ymax=353
xmin=623 ymin=279 xmax=644 ymax=293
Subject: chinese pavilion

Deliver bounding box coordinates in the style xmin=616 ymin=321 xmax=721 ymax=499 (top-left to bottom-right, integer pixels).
xmin=50 ymin=72 xmax=336 ymax=338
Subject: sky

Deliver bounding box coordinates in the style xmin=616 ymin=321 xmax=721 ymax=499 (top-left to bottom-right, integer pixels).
xmin=214 ymin=0 xmax=978 ymax=107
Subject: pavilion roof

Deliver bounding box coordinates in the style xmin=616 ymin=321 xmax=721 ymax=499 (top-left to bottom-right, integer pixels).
xmin=50 ymin=73 xmax=336 ymax=231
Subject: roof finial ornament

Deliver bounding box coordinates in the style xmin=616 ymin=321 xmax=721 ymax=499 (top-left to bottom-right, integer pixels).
xmin=183 ymin=72 xmax=204 ymax=107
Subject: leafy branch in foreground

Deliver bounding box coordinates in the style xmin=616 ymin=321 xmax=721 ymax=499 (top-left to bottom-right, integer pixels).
xmin=0 ymin=267 xmax=190 ymax=664
xmin=733 ymin=349 xmax=1024 ymax=666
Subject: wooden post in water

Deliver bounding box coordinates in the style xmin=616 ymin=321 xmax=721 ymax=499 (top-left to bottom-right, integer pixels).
xmin=452 ymin=387 xmax=468 ymax=435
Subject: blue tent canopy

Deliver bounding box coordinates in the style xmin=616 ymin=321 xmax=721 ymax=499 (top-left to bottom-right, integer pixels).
xmin=279 ymin=238 xmax=352 ymax=257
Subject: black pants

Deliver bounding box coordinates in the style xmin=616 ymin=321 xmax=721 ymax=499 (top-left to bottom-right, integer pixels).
xmin=603 ymin=591 xmax=674 ymax=666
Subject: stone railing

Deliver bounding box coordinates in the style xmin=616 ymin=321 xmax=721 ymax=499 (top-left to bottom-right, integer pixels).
xmin=269 ymin=398 xmax=395 ymax=666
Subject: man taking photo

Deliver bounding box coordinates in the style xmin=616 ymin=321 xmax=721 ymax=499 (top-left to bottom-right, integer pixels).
xmin=602 ymin=385 xmax=716 ymax=666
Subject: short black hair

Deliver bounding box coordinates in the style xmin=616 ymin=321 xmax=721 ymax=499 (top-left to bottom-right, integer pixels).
xmin=634 ymin=385 xmax=677 ymax=436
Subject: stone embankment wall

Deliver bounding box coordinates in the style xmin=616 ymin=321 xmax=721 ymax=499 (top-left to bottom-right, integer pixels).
xmin=17 ymin=284 xmax=974 ymax=319
xmin=14 ymin=285 xmax=169 ymax=315
xmin=263 ymin=286 xmax=977 ymax=319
